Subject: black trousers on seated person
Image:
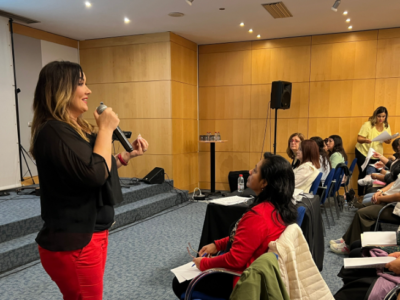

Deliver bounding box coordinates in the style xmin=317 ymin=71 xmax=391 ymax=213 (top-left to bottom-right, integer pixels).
xmin=172 ymin=273 xmax=233 ymax=300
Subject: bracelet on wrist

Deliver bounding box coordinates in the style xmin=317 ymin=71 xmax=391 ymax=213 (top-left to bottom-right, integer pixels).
xmin=117 ymin=153 xmax=128 ymax=166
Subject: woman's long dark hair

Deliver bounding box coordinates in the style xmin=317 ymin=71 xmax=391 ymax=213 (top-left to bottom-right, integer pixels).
xmin=392 ymin=138 xmax=400 ymax=159
xmin=250 ymin=153 xmax=297 ymax=226
xmin=328 ymin=135 xmax=348 ymax=162
xmin=310 ymin=136 xmax=331 ymax=170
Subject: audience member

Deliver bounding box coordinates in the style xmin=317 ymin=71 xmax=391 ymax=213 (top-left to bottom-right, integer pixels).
xmin=327 ymin=135 xmax=348 ymax=168
xmin=286 ymin=133 xmax=305 ymax=169
xmin=293 ymin=140 xmax=321 ymax=193
xmin=330 ymin=175 xmax=400 ymax=254
xmin=172 ymin=154 xmax=297 ymax=299
xmin=355 ymin=106 xmax=392 ymax=196
xmin=310 ymin=136 xmax=331 ymax=183
xmin=323 ymin=138 xmax=329 ymax=152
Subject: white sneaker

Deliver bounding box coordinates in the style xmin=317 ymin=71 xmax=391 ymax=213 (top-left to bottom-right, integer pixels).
xmin=330 ymin=242 xmax=350 ymax=254
xmin=358 ymin=175 xmax=373 ymax=186
xmin=329 ymin=238 xmax=344 ymax=245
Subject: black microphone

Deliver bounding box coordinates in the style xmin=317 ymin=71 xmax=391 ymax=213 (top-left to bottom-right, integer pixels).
xmin=96 ymin=102 xmax=134 ymax=152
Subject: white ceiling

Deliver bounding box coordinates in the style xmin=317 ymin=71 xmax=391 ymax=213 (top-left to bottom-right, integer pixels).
xmin=1 ymin=0 xmax=400 ymax=45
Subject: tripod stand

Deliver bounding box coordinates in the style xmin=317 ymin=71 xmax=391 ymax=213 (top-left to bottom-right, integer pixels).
xmin=9 ymin=18 xmax=36 ymax=186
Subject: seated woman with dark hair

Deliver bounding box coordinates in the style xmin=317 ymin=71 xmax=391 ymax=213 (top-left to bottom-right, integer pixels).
xmin=358 ymin=138 xmax=400 ymax=187
xmin=327 ymin=135 xmax=348 ymax=168
xmin=286 ymin=133 xmax=305 ymax=169
xmin=172 ymin=154 xmax=298 ymax=299
xmin=310 ymin=136 xmax=331 ymax=184
xmin=293 ymin=140 xmax=321 ymax=193
xmin=330 ymin=175 xmax=400 ymax=255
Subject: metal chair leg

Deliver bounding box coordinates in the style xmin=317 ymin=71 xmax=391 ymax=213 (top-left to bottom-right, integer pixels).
xmin=328 ymin=197 xmax=336 ymax=225
xmin=324 ymin=202 xmax=331 ymax=229
xmin=333 ymin=194 xmax=341 ymax=219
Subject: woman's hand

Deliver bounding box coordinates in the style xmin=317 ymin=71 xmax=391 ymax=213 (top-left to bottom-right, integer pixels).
xmin=375 ymin=161 xmax=385 ymax=169
xmin=129 ymin=135 xmax=149 ymax=158
xmin=364 ymin=139 xmax=372 ymax=144
xmin=386 ymin=256 xmax=400 ymax=275
xmin=373 ymin=152 xmax=382 ymax=159
xmin=192 ymin=257 xmax=203 ymax=269
xmin=372 ymin=191 xmax=383 ymax=204
xmin=94 ymin=107 xmax=119 ymax=132
xmin=199 ymin=243 xmax=217 ymax=257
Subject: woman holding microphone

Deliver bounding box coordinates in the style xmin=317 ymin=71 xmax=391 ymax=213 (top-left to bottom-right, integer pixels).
xmin=355 ymin=106 xmax=391 ymax=197
xmin=30 ymin=61 xmax=148 ymax=299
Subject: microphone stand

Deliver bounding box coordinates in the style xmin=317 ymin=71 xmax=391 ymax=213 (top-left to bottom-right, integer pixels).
xmin=9 ymin=18 xmax=36 ymax=186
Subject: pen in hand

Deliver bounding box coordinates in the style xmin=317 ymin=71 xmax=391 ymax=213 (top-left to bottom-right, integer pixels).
xmin=192 ymin=253 xmax=207 ymax=267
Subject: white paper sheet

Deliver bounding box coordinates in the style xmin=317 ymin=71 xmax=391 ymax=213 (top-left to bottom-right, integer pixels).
xmin=372 ymin=132 xmax=399 ymax=142
xmin=361 ymin=231 xmax=397 ymax=247
xmin=361 ymin=147 xmax=376 ymax=171
xmin=344 ymin=257 xmax=395 ymax=269
xmin=171 ymin=262 xmax=202 ymax=283
xmin=208 ymin=196 xmax=252 ymax=206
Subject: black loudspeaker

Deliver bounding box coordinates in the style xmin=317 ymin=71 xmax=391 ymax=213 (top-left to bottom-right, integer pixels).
xmin=270 ymin=81 xmax=292 ymax=110
xmin=142 ymin=167 xmax=165 ymax=184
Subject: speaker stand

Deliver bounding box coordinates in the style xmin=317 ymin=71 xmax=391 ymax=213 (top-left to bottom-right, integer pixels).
xmin=273 ymin=108 xmax=278 ymax=154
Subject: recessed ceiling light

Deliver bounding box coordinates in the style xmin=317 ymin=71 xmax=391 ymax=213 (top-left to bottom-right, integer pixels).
xmin=240 ymin=22 xmax=244 ymax=27
xmin=219 ymin=8 xmax=225 ymax=10
xmin=249 ymin=29 xmax=253 ymax=33
xmin=257 ymin=35 xmax=261 ymax=38
xmin=348 ymin=25 xmax=353 ymax=30
xmin=346 ymin=18 xmax=351 ymax=22
xmin=168 ymin=12 xmax=185 ymax=17
xmin=124 ymin=17 xmax=130 ymax=24
xmin=343 ymin=11 xmax=348 ymax=15
xmin=85 ymin=1 xmax=91 ymax=7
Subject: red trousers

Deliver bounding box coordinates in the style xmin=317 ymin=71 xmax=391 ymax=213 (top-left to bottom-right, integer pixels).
xmin=38 ymin=230 xmax=109 ymax=300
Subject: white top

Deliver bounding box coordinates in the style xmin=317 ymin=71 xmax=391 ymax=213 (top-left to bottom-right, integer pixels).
xmin=319 ymin=155 xmax=331 ymax=183
xmin=293 ymin=162 xmax=320 ymax=193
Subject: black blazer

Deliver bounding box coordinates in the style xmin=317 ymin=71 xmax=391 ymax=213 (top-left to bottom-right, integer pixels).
xmin=34 ymin=120 xmax=123 ymax=251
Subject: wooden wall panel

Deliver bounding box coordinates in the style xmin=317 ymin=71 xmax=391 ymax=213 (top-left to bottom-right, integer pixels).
xmin=310 ymin=40 xmax=377 ymax=81
xmin=309 ymin=80 xmax=376 ymax=118
xmin=199 ymin=42 xmax=251 ymax=54
xmin=199 ymin=51 xmax=252 ymax=86
xmin=80 ymin=42 xmax=171 ymax=84
xmin=252 ymin=36 xmax=311 ymax=50
xmin=251 ymin=46 xmax=311 ymax=84
xmin=376 ymin=37 xmax=400 ymax=78
xmin=375 ymin=78 xmax=400 ymax=116
xmin=199 ymin=85 xmax=251 ymax=120
xmin=171 ymin=42 xmax=197 ymax=85
xmin=312 ymin=31 xmax=378 ymax=45
xmin=172 ymin=119 xmax=198 ymax=154
xmin=84 ymin=81 xmax=171 ymax=119
xmin=173 ymin=153 xmax=199 ymax=191
xmin=378 ymin=28 xmax=400 ymax=40
xmin=171 ymin=82 xmax=197 ymax=119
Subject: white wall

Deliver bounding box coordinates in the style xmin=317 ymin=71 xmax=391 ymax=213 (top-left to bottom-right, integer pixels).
xmin=41 ymin=40 xmax=79 ymax=65
xmin=0 ymin=17 xmax=21 ymax=191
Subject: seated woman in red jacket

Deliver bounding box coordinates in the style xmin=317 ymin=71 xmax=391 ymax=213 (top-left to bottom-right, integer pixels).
xmin=172 ymin=153 xmax=298 ymax=299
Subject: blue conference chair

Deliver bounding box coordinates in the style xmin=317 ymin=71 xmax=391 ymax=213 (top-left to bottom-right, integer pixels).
xmin=329 ymin=167 xmax=345 ymax=219
xmin=341 ymin=158 xmax=357 ymax=193
xmin=182 ymin=206 xmax=305 ymax=300
xmin=310 ymin=172 xmax=323 ymax=195
xmin=318 ymin=168 xmax=336 ymax=228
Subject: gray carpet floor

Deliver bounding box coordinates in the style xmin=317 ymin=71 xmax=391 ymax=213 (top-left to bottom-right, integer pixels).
xmin=0 ymin=199 xmax=357 ymax=300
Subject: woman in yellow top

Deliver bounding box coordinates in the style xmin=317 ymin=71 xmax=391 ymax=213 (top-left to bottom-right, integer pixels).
xmin=355 ymin=106 xmax=392 ymax=196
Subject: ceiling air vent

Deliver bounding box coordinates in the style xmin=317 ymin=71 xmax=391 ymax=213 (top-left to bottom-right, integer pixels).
xmin=0 ymin=10 xmax=40 ymax=24
xmin=262 ymin=2 xmax=293 ymax=19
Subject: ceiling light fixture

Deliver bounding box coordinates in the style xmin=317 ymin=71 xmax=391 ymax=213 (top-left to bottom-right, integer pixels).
xmin=346 ymin=18 xmax=350 ymax=22
xmin=331 ymin=0 xmax=341 ymax=12
xmin=168 ymin=12 xmax=185 ymax=17
xmin=124 ymin=17 xmax=130 ymax=24
xmin=219 ymin=8 xmax=225 ymax=10
xmin=348 ymin=25 xmax=353 ymax=30
xmin=257 ymin=35 xmax=261 ymax=38
xmin=249 ymin=29 xmax=253 ymax=33
xmin=240 ymin=22 xmax=244 ymax=27
xmin=85 ymin=1 xmax=91 ymax=7
xmin=343 ymin=11 xmax=348 ymax=15
xmin=186 ymin=0 xmax=194 ymax=5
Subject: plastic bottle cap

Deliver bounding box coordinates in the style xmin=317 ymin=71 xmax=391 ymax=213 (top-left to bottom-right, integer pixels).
xmin=239 ymin=174 xmax=243 ymax=177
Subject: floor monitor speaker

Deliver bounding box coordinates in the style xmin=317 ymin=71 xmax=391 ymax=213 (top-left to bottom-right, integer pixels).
xmin=270 ymin=81 xmax=292 ymax=110
xmin=141 ymin=167 xmax=165 ymax=184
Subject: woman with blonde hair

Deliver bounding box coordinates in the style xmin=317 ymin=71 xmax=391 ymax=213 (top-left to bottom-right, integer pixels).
xmin=286 ymin=132 xmax=305 ymax=169
xmin=30 ymin=61 xmax=148 ymax=299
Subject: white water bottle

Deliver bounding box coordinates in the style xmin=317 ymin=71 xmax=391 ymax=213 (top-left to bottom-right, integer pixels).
xmin=217 ymin=132 xmax=221 ymax=141
xmin=207 ymin=132 xmax=211 ymax=141
xmin=214 ymin=131 xmax=218 ymax=141
xmin=238 ymin=174 xmax=244 ymax=192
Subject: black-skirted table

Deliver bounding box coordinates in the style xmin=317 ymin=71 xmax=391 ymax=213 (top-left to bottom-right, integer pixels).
xmin=199 ymin=140 xmax=228 ymax=194
xmin=197 ymin=194 xmax=324 ymax=271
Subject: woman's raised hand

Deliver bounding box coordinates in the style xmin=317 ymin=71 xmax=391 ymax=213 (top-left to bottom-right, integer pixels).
xmin=199 ymin=243 xmax=217 ymax=257
xmin=130 ymin=134 xmax=149 ymax=158
xmin=94 ymin=107 xmax=119 ymax=132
